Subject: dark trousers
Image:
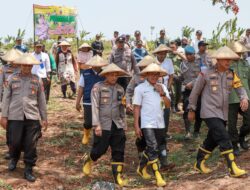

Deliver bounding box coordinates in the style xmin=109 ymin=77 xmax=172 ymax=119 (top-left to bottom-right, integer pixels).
xmin=182 ymin=89 xmax=202 ymax=133
xmin=135 ymin=117 xmax=147 ymax=152
xmin=173 ymin=77 xmax=182 ymax=107
xmin=228 ymin=103 xmax=250 ymax=143
xmin=83 ymin=105 xmax=92 ymax=129
xmin=90 ymin=122 xmax=126 ymax=162
xmin=117 ymin=77 xmax=131 ymax=91
xmin=42 ymin=78 xmax=51 ymax=103
xmin=8 ymin=119 xmax=41 ymax=166
xmin=61 ymin=81 xmax=76 ymax=97
xmin=202 ymin=118 xmax=232 ymax=152
xmin=142 ymin=128 xmax=166 ymax=161
xmin=164 ymin=108 xmax=170 ymax=134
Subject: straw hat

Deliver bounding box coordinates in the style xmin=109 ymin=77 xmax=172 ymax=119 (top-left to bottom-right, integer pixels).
xmin=228 ymin=41 xmax=248 ymax=53
xmin=211 ymin=46 xmax=240 ymax=60
xmin=1 ymin=49 xmax=23 ymax=62
xmin=58 ymin=41 xmax=71 ymax=46
xmin=140 ymin=63 xmax=167 ymax=77
xmin=13 ymin=53 xmax=40 ymax=65
xmin=152 ymin=44 xmax=171 ymax=54
xmin=99 ymin=63 xmax=130 ymax=77
xmin=85 ymin=55 xmax=108 ymax=67
xmin=137 ymin=55 xmax=158 ymax=67
xmin=79 ymin=43 xmax=92 ymax=50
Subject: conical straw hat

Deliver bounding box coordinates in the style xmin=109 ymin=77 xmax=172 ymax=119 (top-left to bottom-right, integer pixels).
xmin=99 ymin=63 xmax=130 ymax=77
xmin=211 ymin=46 xmax=240 ymax=60
xmin=140 ymin=63 xmax=167 ymax=77
xmin=58 ymin=41 xmax=71 ymax=46
xmin=228 ymin=41 xmax=248 ymax=53
xmin=13 ymin=53 xmax=40 ymax=65
xmin=79 ymin=43 xmax=92 ymax=50
xmin=137 ymin=55 xmax=159 ymax=67
xmin=152 ymin=44 xmax=171 ymax=54
xmin=85 ymin=55 xmax=108 ymax=67
xmin=1 ymin=49 xmax=23 ymax=62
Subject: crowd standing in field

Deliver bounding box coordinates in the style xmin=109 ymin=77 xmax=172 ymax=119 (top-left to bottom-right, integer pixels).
xmin=0 ymin=28 xmax=250 ymax=188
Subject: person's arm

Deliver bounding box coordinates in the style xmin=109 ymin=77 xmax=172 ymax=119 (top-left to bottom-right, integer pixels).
xmin=109 ymin=52 xmax=114 ymax=64
xmin=45 ymin=53 xmax=51 ymax=73
xmin=133 ymin=86 xmax=143 ymax=138
xmin=91 ymin=84 xmax=101 ymax=133
xmin=131 ymin=53 xmax=139 ymax=74
xmin=37 ymin=79 xmax=48 ymax=131
xmin=76 ymin=75 xmax=84 ymax=111
xmin=71 ymin=53 xmax=78 ymax=73
xmin=0 ymin=68 xmax=4 ymax=101
xmin=1 ymin=78 xmax=12 ymax=129
xmin=125 ymin=76 xmax=136 ymax=112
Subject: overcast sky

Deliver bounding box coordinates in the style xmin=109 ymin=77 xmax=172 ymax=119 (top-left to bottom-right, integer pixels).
xmin=1 ymin=0 xmax=249 ymax=40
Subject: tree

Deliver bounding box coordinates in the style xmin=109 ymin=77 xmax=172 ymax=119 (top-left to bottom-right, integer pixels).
xmin=181 ymin=26 xmax=194 ymax=39
xmin=211 ymin=0 xmax=239 ymax=14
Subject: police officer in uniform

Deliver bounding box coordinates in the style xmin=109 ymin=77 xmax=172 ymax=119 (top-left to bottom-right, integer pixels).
xmin=82 ymin=64 xmax=129 ymax=187
xmin=109 ymin=36 xmax=138 ymax=90
xmin=91 ymin=34 xmax=104 ymax=56
xmin=1 ymin=53 xmax=47 ymax=182
xmin=76 ymin=55 xmax=108 ymax=145
xmin=227 ymin=41 xmax=250 ymax=155
xmin=180 ymin=46 xmax=202 ymax=139
xmin=188 ymin=46 xmax=248 ymax=177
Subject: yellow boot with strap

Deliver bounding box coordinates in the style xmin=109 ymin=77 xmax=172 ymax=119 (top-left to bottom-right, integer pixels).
xmin=82 ymin=154 xmax=93 ymax=175
xmin=111 ymin=162 xmax=128 ymax=187
xmin=148 ymin=159 xmax=166 ymax=187
xmin=82 ymin=128 xmax=91 ymax=145
xmin=137 ymin=152 xmax=151 ymax=180
xmin=194 ymin=147 xmax=212 ymax=174
xmin=221 ymin=149 xmax=247 ymax=177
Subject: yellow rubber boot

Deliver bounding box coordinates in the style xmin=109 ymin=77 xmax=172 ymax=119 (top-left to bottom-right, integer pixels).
xmin=137 ymin=152 xmax=151 ymax=179
xmin=221 ymin=150 xmax=247 ymax=177
xmin=111 ymin=162 xmax=128 ymax=187
xmin=82 ymin=128 xmax=91 ymax=145
xmin=82 ymin=155 xmax=93 ymax=175
xmin=149 ymin=159 xmax=166 ymax=187
xmin=194 ymin=147 xmax=212 ymax=174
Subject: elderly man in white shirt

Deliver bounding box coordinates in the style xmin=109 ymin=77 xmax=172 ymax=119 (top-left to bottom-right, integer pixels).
xmin=32 ymin=41 xmax=51 ymax=103
xmin=133 ymin=63 xmax=170 ymax=187
xmin=191 ymin=30 xmax=203 ymax=53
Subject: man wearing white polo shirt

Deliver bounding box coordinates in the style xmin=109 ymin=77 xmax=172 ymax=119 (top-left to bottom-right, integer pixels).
xmin=32 ymin=41 xmax=51 ymax=103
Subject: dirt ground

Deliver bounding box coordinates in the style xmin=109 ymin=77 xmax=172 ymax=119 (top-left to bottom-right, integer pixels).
xmin=0 ymin=83 xmax=250 ymax=190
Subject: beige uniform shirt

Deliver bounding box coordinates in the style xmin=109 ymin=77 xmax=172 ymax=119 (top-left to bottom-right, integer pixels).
xmin=2 ymin=73 xmax=47 ymax=121
xmin=188 ymin=67 xmax=248 ymax=121
xmin=180 ymin=60 xmax=200 ymax=87
xmin=91 ymin=81 xmax=126 ymax=131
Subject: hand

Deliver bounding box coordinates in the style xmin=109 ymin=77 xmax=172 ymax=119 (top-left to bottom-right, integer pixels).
xmin=0 ymin=117 xmax=7 ymax=130
xmin=154 ymin=84 xmax=165 ymax=96
xmin=42 ymin=120 xmax=48 ymax=132
xmin=185 ymin=82 xmax=193 ymax=90
xmin=76 ymin=103 xmax=82 ymax=112
xmin=95 ymin=125 xmax=102 ymax=136
xmin=126 ymin=104 xmax=133 ymax=113
xmin=135 ymin=125 xmax=143 ymax=138
xmin=240 ymin=99 xmax=249 ymax=112
xmin=188 ymin=111 xmax=195 ymax=122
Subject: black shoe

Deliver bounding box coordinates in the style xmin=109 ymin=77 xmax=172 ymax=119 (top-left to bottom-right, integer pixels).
xmin=239 ymin=138 xmax=249 ymax=150
xmin=8 ymin=160 xmax=17 ymax=171
xmin=24 ymin=167 xmax=36 ymax=182
xmin=233 ymin=143 xmax=240 ymax=156
xmin=4 ymin=152 xmax=11 ymax=160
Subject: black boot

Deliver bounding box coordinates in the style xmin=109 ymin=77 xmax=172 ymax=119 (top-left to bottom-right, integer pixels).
xmin=4 ymin=152 xmax=11 ymax=160
xmin=239 ymin=136 xmax=249 ymax=150
xmin=111 ymin=162 xmax=127 ymax=187
xmin=24 ymin=165 xmax=36 ymax=182
xmin=137 ymin=152 xmax=151 ymax=180
xmin=8 ymin=159 xmax=17 ymax=171
xmin=194 ymin=147 xmax=212 ymax=173
xmin=232 ymin=142 xmax=240 ymax=156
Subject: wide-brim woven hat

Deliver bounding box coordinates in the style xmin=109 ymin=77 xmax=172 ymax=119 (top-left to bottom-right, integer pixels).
xmin=137 ymin=55 xmax=159 ymax=67
xmin=152 ymin=44 xmax=171 ymax=54
xmin=140 ymin=63 xmax=167 ymax=77
xmin=99 ymin=63 xmax=130 ymax=77
xmin=85 ymin=55 xmax=108 ymax=67
xmin=228 ymin=41 xmax=248 ymax=53
xmin=58 ymin=41 xmax=71 ymax=46
xmin=1 ymin=49 xmax=23 ymax=62
xmin=211 ymin=46 xmax=240 ymax=60
xmin=79 ymin=43 xmax=92 ymax=50
xmin=13 ymin=53 xmax=40 ymax=65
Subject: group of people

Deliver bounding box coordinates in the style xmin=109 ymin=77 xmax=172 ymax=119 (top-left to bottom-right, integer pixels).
xmin=0 ymin=28 xmax=250 ymax=188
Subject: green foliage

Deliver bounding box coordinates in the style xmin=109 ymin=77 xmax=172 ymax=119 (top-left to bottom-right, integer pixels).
xmin=182 ymin=26 xmax=195 ymax=39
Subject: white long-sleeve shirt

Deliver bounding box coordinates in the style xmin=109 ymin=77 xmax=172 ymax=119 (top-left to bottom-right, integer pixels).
xmin=32 ymin=52 xmax=51 ymax=78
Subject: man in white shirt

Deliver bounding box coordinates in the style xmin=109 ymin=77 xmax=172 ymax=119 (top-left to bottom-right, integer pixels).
xmin=32 ymin=41 xmax=51 ymax=103
xmin=191 ymin=30 xmax=203 ymax=53
xmin=153 ymin=44 xmax=174 ymax=140
xmin=133 ymin=63 xmax=170 ymax=187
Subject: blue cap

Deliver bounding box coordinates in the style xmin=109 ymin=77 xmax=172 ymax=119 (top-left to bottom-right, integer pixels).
xmin=184 ymin=45 xmax=195 ymax=54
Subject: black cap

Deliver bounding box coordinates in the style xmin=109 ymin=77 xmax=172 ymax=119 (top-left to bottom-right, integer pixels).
xmin=136 ymin=40 xmax=143 ymax=45
xmin=116 ymin=36 xmax=125 ymax=43
xmin=196 ymin=30 xmax=202 ymax=35
xmin=160 ymin=29 xmax=165 ymax=34
xmin=198 ymin=41 xmax=208 ymax=47
xmin=134 ymin=30 xmax=141 ymax=35
xmin=34 ymin=41 xmax=43 ymax=47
